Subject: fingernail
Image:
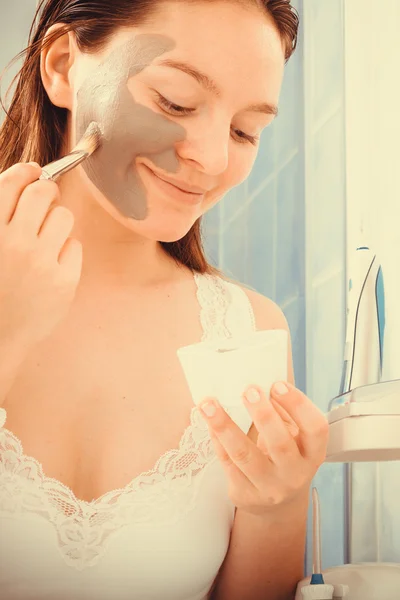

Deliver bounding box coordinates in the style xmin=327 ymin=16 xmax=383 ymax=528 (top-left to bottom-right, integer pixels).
xmin=28 ymin=161 xmax=40 ymax=167
xmin=273 ymin=382 xmax=289 ymax=395
xmin=245 ymin=387 xmax=261 ymax=403
xmin=200 ymin=400 xmax=217 ymax=417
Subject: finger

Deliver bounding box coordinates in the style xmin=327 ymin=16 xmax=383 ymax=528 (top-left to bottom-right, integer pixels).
xmin=39 ymin=206 xmax=75 ymax=258
xmin=270 ymin=382 xmax=329 ymax=460
xmin=270 ymin=399 xmax=300 ymax=438
xmin=242 ymin=386 xmax=300 ymax=466
xmin=10 ymin=180 xmax=60 ymax=237
xmin=209 ymin=430 xmax=255 ymax=492
xmin=0 ymin=163 xmax=42 ymax=224
xmin=199 ymin=398 xmax=268 ymax=487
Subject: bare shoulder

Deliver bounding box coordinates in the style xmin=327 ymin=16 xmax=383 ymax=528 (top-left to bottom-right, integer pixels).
xmin=236 ymin=283 xmax=289 ymax=333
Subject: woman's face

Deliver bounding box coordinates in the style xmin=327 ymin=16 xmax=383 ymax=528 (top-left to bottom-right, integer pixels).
xmin=70 ymin=1 xmax=285 ymax=242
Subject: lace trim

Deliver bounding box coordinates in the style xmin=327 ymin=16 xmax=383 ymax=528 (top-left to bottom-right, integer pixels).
xmin=194 ymin=272 xmax=232 ymax=341
xmin=0 ymin=272 xmax=238 ymax=570
xmin=0 ymin=406 xmax=215 ymax=570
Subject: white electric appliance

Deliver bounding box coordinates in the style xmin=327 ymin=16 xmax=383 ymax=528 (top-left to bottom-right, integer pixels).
xmin=296 ymin=248 xmax=400 ymax=599
xmin=295 ymin=379 xmax=400 ymax=600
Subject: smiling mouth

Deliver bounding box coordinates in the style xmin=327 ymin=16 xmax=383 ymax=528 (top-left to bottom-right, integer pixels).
xmin=142 ymin=164 xmax=206 ymax=196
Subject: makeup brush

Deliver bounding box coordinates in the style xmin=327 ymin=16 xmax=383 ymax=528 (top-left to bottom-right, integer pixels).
xmin=40 ymin=121 xmax=103 ymax=182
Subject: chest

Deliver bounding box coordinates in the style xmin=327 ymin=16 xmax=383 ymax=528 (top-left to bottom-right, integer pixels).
xmin=2 ymin=288 xmax=205 ymax=503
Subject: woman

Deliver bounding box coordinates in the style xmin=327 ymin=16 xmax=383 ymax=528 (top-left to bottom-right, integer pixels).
xmin=0 ymin=1 xmax=329 ymax=599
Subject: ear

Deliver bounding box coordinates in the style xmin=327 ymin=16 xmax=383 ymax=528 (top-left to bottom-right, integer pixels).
xmin=40 ymin=25 xmax=77 ymax=110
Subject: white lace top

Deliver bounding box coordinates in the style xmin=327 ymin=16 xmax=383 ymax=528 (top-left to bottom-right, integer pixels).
xmin=0 ymin=273 xmax=256 ymax=600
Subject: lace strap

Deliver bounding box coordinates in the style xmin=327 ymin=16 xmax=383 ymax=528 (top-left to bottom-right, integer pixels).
xmin=194 ymin=273 xmax=256 ymax=340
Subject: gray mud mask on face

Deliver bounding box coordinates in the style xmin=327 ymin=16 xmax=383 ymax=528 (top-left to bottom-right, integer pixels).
xmin=75 ymin=35 xmax=186 ymax=220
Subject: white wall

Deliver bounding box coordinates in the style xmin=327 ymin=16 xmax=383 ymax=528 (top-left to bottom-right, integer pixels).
xmin=344 ymin=0 xmax=400 ymax=562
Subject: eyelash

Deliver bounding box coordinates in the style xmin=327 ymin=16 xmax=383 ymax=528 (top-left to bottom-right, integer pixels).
xmin=155 ymin=92 xmax=259 ymax=146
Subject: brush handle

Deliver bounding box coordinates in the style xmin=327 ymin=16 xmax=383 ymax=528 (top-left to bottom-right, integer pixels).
xmin=312 ymin=487 xmax=322 ymax=575
xmin=39 ymin=150 xmax=88 ymax=182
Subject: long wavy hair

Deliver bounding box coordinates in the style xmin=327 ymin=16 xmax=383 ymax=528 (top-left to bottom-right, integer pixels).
xmin=0 ymin=0 xmax=299 ymax=274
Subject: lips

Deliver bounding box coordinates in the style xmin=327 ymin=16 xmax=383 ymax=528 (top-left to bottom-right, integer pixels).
xmin=155 ymin=175 xmax=205 ymax=195
xmin=142 ymin=164 xmax=208 ymax=195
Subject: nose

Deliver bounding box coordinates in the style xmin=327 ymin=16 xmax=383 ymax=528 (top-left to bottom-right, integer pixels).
xmin=177 ymin=120 xmax=230 ymax=176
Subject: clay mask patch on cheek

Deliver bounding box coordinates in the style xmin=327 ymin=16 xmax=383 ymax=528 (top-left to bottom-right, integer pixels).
xmin=75 ymin=35 xmax=187 ymax=219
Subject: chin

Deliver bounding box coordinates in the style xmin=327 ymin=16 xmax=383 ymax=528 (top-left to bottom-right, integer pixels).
xmin=101 ymin=200 xmax=199 ymax=242
xmin=134 ymin=216 xmax=199 ymax=243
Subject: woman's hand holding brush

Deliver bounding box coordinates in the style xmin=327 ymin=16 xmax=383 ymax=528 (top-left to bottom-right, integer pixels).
xmin=0 ymin=162 xmax=82 ymax=403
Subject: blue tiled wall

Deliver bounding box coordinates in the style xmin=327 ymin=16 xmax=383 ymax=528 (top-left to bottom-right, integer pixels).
xmin=304 ymin=0 xmax=346 ymax=574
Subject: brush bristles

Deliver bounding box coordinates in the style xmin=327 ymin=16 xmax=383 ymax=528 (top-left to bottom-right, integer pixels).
xmin=74 ymin=121 xmax=103 ymax=156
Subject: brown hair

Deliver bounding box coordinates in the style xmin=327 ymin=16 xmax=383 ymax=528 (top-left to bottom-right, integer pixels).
xmin=0 ymin=0 xmax=298 ymax=274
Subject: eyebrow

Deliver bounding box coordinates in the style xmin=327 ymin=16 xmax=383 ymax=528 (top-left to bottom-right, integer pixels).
xmin=246 ymin=102 xmax=279 ymax=117
xmin=156 ymin=58 xmax=279 ymax=117
xmin=157 ymin=58 xmax=221 ymax=96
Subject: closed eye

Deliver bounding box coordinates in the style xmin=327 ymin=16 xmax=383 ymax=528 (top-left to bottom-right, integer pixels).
xmin=232 ymin=128 xmax=259 ymax=146
xmin=155 ymin=92 xmax=260 ymax=146
xmin=155 ymin=92 xmax=195 ymax=116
